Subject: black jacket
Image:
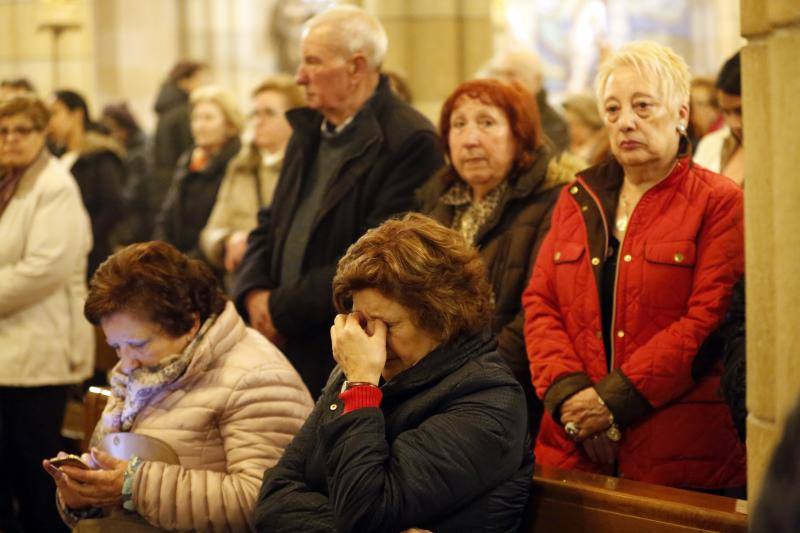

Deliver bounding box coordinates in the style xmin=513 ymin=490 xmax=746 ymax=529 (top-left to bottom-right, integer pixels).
xmin=751 ymin=397 xmax=800 ymax=533
xmin=419 ymin=146 xmax=572 ymax=432
xmin=720 ymin=278 xmax=746 ymax=441
xmin=233 ymin=75 xmax=444 ymax=396
xmin=154 ymin=138 xmax=241 ymax=259
xmin=152 ymin=82 xmax=193 ymax=212
xmin=69 ymin=131 xmax=126 ymax=278
xmin=255 ymin=331 xmax=534 ymax=533
xmin=112 ymin=130 xmax=155 ymax=245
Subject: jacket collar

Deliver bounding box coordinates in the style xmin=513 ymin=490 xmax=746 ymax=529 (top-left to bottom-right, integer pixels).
xmin=285 ymin=74 xmax=392 ymax=150
xmin=184 ymin=137 xmax=241 ymax=179
xmin=169 ymin=302 xmax=246 ymax=390
xmin=576 ymin=142 xmax=693 ymax=223
xmin=380 ymin=329 xmax=497 ymax=398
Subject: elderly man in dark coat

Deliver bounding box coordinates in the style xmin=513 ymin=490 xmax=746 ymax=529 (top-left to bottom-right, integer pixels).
xmin=234 ymin=5 xmax=444 ymax=397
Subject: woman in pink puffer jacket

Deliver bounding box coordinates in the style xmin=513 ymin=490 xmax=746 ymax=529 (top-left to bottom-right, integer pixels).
xmin=44 ymin=241 xmax=313 ymax=532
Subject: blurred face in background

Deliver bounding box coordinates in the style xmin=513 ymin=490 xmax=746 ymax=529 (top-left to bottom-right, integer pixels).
xmin=448 ymin=95 xmax=516 ymax=201
xmin=0 ymin=113 xmax=46 ymax=168
xmin=565 ymin=110 xmax=596 ymax=148
xmin=251 ymin=89 xmax=293 ymax=154
xmin=718 ymin=90 xmax=743 ymax=144
xmin=47 ymin=99 xmax=81 ymax=146
xmin=689 ymin=84 xmax=719 ymax=138
xmin=101 ymin=116 xmax=128 ymax=146
xmin=178 ymin=68 xmax=207 ymax=95
xmin=191 ymin=100 xmax=231 ymax=152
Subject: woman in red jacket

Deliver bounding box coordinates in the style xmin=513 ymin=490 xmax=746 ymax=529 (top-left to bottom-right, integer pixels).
xmin=522 ymin=41 xmax=745 ymax=491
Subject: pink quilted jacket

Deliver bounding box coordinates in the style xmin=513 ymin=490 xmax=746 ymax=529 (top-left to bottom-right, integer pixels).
xmin=116 ymin=302 xmax=313 ymax=531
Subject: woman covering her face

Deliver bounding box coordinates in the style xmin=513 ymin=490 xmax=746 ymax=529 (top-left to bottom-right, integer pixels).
xmin=43 ymin=241 xmax=313 ymax=531
xmin=522 ymin=41 xmax=745 ymax=491
xmin=256 ymin=213 xmax=533 ymax=532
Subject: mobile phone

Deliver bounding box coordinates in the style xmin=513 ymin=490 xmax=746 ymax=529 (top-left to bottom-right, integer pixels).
xmin=48 ymin=454 xmax=90 ymax=470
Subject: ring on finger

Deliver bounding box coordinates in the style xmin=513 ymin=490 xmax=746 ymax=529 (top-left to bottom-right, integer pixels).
xmin=564 ymin=422 xmax=580 ymax=440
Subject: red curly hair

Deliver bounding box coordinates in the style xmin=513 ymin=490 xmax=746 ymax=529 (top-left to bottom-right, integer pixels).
xmin=439 ymin=78 xmax=544 ymax=174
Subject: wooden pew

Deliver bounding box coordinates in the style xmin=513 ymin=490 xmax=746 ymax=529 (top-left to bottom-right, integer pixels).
xmin=81 ymin=386 xmax=111 ymax=451
xmin=526 ymin=464 xmax=747 ymax=533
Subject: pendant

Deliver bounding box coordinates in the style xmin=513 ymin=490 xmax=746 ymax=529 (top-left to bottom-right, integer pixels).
xmin=615 ymin=215 xmax=628 ymax=232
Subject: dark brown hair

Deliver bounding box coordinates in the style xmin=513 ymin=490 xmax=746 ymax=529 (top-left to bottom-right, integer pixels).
xmin=85 ymin=241 xmax=226 ymax=336
xmin=332 ymin=213 xmax=493 ymax=343
xmin=168 ymin=60 xmax=206 ymax=84
xmin=0 ymin=94 xmax=50 ymax=130
xmin=439 ymin=78 xmax=544 ymax=174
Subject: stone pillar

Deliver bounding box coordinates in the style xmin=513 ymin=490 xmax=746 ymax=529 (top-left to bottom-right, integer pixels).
xmin=741 ymin=0 xmax=800 ymax=504
xmin=92 ymin=0 xmax=181 ymax=131
xmin=365 ymin=0 xmax=493 ymax=122
xmin=0 ymin=0 xmax=94 ymax=98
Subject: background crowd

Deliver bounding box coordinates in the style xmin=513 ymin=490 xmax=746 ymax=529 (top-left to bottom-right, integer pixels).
xmin=0 ymin=3 xmax=785 ymax=532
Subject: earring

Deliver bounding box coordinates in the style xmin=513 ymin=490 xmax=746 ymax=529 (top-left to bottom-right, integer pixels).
xmin=677 ymin=123 xmax=687 ymax=136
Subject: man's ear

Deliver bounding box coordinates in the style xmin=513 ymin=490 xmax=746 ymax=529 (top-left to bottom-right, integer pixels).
xmin=350 ymin=54 xmax=369 ymax=78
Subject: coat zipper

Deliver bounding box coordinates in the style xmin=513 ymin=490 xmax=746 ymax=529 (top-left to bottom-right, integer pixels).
xmin=577 ymin=177 xmax=615 ymax=370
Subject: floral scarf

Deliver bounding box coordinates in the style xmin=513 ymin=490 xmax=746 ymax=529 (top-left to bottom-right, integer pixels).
xmin=91 ymin=315 xmax=216 ymax=447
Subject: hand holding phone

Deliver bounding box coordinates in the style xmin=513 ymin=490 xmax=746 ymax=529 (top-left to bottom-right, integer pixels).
xmin=47 ymin=454 xmax=90 ymax=470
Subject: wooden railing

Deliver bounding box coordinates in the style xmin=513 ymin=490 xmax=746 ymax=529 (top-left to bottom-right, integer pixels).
xmin=525 ymin=464 xmax=747 ymax=532
xmin=67 ymin=388 xmax=749 ymax=532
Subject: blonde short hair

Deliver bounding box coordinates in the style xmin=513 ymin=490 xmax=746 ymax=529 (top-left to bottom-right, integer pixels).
xmin=303 ymin=5 xmax=388 ymax=69
xmin=251 ymin=73 xmax=305 ymax=110
xmin=190 ymin=85 xmax=244 ymax=135
xmin=595 ymin=41 xmax=691 ymax=112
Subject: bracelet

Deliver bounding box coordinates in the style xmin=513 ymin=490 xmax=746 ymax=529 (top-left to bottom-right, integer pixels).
xmin=121 ymin=455 xmax=144 ymax=511
xmin=343 ymin=381 xmax=380 ymax=391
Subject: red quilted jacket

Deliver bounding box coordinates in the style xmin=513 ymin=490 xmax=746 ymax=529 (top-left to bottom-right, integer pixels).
xmin=522 ymin=156 xmax=745 ymax=488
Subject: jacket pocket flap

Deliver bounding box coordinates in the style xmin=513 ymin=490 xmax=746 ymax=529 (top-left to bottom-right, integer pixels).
xmin=645 ymin=240 xmax=696 ymax=266
xmin=552 ymin=242 xmax=585 ymax=264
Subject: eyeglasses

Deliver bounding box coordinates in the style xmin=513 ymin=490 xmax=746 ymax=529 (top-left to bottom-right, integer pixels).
xmin=0 ymin=126 xmax=37 ymax=139
xmin=249 ymin=109 xmax=277 ymax=120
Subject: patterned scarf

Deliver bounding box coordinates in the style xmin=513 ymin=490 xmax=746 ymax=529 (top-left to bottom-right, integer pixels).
xmin=91 ymin=315 xmax=216 ymax=447
xmin=440 ymin=180 xmax=509 ymax=244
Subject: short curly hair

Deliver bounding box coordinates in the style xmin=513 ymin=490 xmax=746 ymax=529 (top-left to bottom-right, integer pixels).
xmin=332 ymin=213 xmax=494 ymax=343
xmin=84 ymin=241 xmax=226 ymax=336
xmin=0 ymin=94 xmax=50 ymax=131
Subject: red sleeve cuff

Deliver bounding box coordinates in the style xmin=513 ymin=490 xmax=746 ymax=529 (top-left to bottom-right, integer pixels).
xmin=339 ymin=385 xmax=383 ymax=413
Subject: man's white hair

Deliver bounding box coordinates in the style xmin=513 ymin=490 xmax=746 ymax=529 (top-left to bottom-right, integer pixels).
xmin=303 ymin=5 xmax=388 ymax=69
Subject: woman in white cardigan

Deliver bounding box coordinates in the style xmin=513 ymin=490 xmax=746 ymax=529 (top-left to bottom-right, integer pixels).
xmin=0 ymin=94 xmax=94 ymax=532
xmin=44 ymin=241 xmax=313 ymax=532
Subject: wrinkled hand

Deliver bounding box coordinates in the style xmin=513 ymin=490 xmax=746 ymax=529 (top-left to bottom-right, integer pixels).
xmin=560 ymin=387 xmax=612 ymax=442
xmin=330 ymin=312 xmax=387 ymax=385
xmin=582 ymin=433 xmax=618 ymax=464
xmin=223 ymin=231 xmax=249 ymax=273
xmin=245 ymin=289 xmax=284 ymax=345
xmin=43 ymin=448 xmax=127 ymax=509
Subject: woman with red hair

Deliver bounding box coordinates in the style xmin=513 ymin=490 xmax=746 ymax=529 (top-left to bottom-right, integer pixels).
xmin=419 ymin=78 xmax=576 ymax=432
